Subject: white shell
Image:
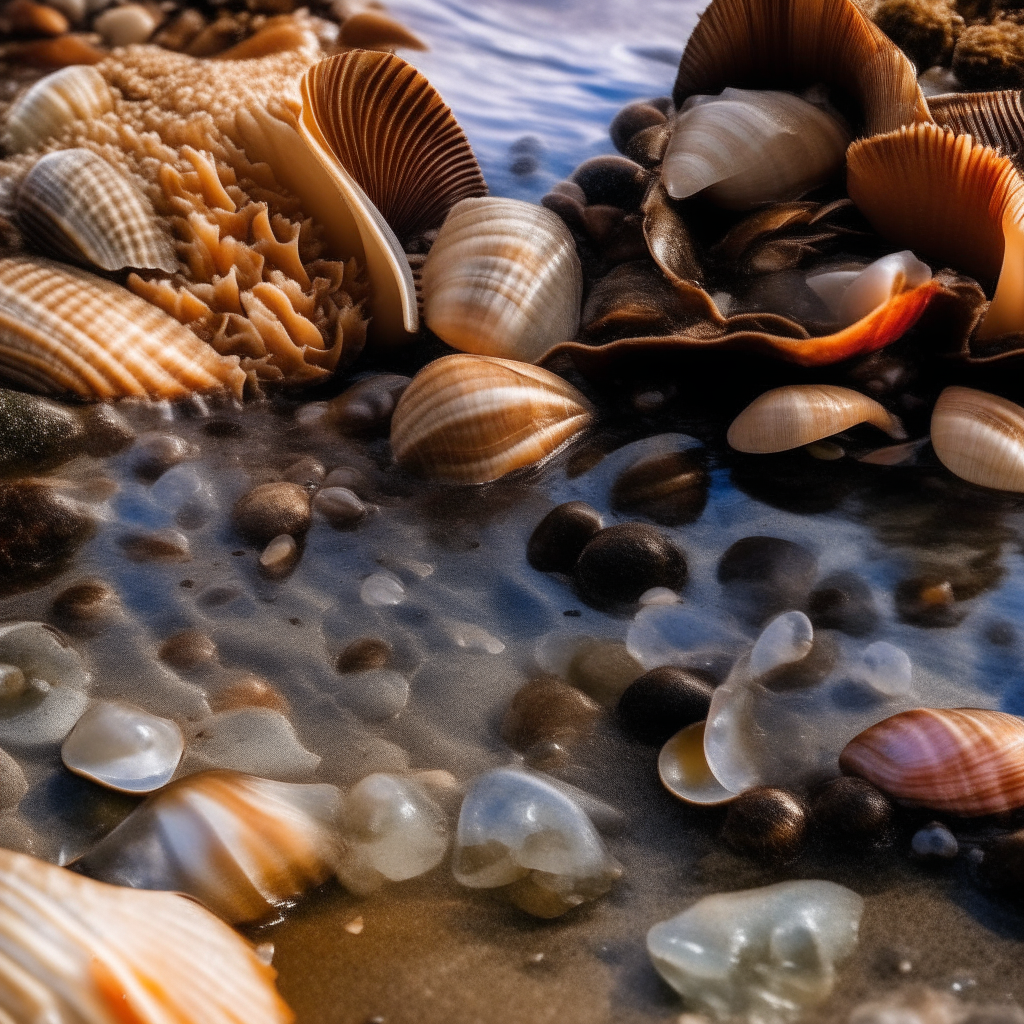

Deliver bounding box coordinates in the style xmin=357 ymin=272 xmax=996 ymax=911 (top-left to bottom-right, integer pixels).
xmin=61 ymin=701 xmax=184 ymax=793
xmin=662 ymin=88 xmax=851 ymax=210
xmin=422 ymin=197 xmax=583 ymax=363
xmin=658 ymin=721 xmax=736 ymax=806
xmin=2 ymin=66 xmax=114 ymax=155
xmin=806 ymin=250 xmax=932 ymax=326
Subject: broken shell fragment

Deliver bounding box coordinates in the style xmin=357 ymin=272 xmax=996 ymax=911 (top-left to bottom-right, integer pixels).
xmin=839 ymin=707 xmax=1024 ymax=815
xmin=727 ymin=385 xmax=906 ymax=453
xmin=421 ymin=197 xmax=582 ymax=363
xmin=662 ymin=89 xmax=851 ymax=210
xmin=806 ymin=251 xmax=932 ymax=327
xmin=390 ymin=354 xmax=594 ymax=484
xmin=930 ymin=386 xmax=1024 ymax=492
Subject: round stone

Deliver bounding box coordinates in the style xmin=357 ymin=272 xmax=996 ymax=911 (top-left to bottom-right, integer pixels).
xmin=499 ymin=675 xmax=600 ymax=753
xmin=810 ymin=777 xmax=894 ymax=843
xmin=158 ymin=629 xmax=217 ymax=670
xmin=51 ymin=580 xmax=118 ymax=623
xmin=610 ymin=101 xmax=668 ymax=155
xmin=808 ymin=571 xmax=879 ymax=637
xmin=313 ymin=487 xmax=366 ymax=530
xmin=566 ymin=640 xmax=643 ymax=706
xmin=337 ymin=637 xmax=391 ymax=673
xmin=211 ymin=672 xmax=289 ymax=715
xmin=570 ymin=155 xmax=649 ymax=209
xmin=717 ymin=536 xmax=817 ymax=625
xmin=574 ymin=523 xmax=687 ymax=607
xmin=232 ymin=482 xmax=311 ymax=545
xmin=617 ymin=666 xmax=716 ymax=744
xmin=721 ymin=787 xmax=809 ymax=862
xmin=329 ymin=374 xmax=411 ymax=436
xmin=527 ymin=501 xmax=603 ymax=574
xmin=611 ymin=450 xmax=709 ymax=526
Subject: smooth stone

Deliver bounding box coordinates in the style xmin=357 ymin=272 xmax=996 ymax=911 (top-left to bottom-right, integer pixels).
xmin=541 ymin=190 xmax=586 ymax=232
xmin=329 ymin=374 xmax=411 ymax=436
xmin=61 ymin=701 xmax=183 ymax=794
xmin=570 ymin=155 xmax=648 ymax=209
xmin=51 ymin=580 xmax=118 ymax=623
xmin=259 ymin=534 xmax=298 ymax=577
xmin=233 ymin=482 xmax=311 ymax=545
xmin=118 ymin=529 xmax=191 ymax=562
xmin=721 ymin=787 xmax=809 ymax=862
xmin=626 ymin=603 xmax=740 ymax=673
xmin=566 ymin=639 xmax=642 ymax=706
xmin=617 ymin=666 xmax=716 ymax=744
xmin=717 ymin=537 xmax=818 ymax=625
xmin=0 ymin=481 xmax=93 ymax=584
xmin=157 ymin=629 xmax=217 ymax=670
xmin=80 ymin=404 xmax=135 ymax=456
xmin=323 ymin=466 xmax=371 ymax=497
xmin=333 ymin=668 xmax=409 ymax=722
xmin=129 ymin=432 xmax=197 ymax=481
xmin=0 ymin=390 xmax=83 ymax=472
xmin=337 ymin=637 xmax=391 ymax=673
xmin=848 ymin=641 xmax=913 ymax=697
xmin=94 ymin=2 xmax=158 ymax=44
xmin=809 ymin=777 xmax=894 ymax=843
xmin=0 ymin=666 xmax=25 ymax=700
xmin=749 ymin=611 xmax=814 ymax=678
xmin=895 ymin=576 xmax=965 ymax=628
xmin=282 ymin=457 xmax=325 ymax=490
xmin=526 ymin=501 xmax=603 ymax=574
xmin=210 ymin=672 xmax=289 ymax=715
xmin=149 ymin=465 xmax=214 ymax=525
xmin=574 ymin=523 xmax=687 ymax=607
xmin=911 ymin=821 xmax=958 ymax=860
xmin=610 ymin=100 xmax=668 ymax=154
xmin=446 ymin=621 xmax=505 ymax=654
xmin=610 ymin=450 xmax=709 ymax=526
xmin=500 ymin=675 xmax=601 ymax=753
xmin=360 ymin=573 xmax=405 ymax=607
xmin=313 ymin=487 xmax=367 ymax=529
xmin=807 ymin=571 xmax=879 ymax=637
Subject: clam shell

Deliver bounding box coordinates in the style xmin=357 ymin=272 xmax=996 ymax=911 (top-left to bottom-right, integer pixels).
xmin=929 ymin=90 xmax=1024 ymax=172
xmin=930 ymin=385 xmax=1024 ymax=492
xmin=1 ymin=65 xmax=113 ymax=154
xmin=727 ymin=385 xmax=906 ymax=453
xmin=839 ymin=707 xmax=1024 ymax=815
xmin=0 ymin=255 xmax=245 ymax=400
xmin=390 ymin=354 xmax=594 ymax=484
xmin=421 ymin=197 xmax=582 ymax=363
xmin=662 ymin=89 xmax=851 ymax=210
xmin=0 ymin=848 xmax=293 ymax=1023
xmin=78 ymin=770 xmax=342 ymax=923
xmin=297 ymin=51 xmax=486 ymax=345
xmin=658 ymin=720 xmax=737 ymax=806
xmin=16 ymin=149 xmax=178 ymax=273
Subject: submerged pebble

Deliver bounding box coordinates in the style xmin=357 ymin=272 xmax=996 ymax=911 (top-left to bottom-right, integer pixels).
xmin=259 ymin=533 xmax=298 ymax=577
xmin=233 ymin=482 xmax=312 ymax=546
xmin=912 ymin=821 xmax=959 ymax=860
xmin=574 ymin=523 xmax=687 ymax=607
xmin=566 ymin=639 xmax=642 ymax=705
xmin=618 ymin=665 xmax=715 ymax=744
xmin=527 ymin=501 xmax=603 ymax=574
xmin=157 ymin=628 xmax=217 ymax=670
xmin=129 ymin=432 xmax=197 ymax=481
xmin=188 ymin=707 xmax=320 ymax=780
xmin=807 ymin=570 xmax=879 ymax=637
xmin=361 ymin=573 xmax=405 ymax=607
xmin=721 ymin=786 xmax=809 ymax=862
xmin=313 ymin=486 xmax=367 ymax=529
xmin=50 ymin=579 xmax=118 ymax=624
xmin=211 ymin=672 xmax=289 ymax=715
xmin=337 ymin=637 xmax=392 ymax=673
xmin=610 ymin=450 xmax=709 ymax=526
xmin=717 ymin=536 xmax=817 ymax=624
xmin=329 ymin=374 xmax=411 ymax=436
xmin=500 ymin=675 xmax=601 ymax=753
xmin=810 ymin=777 xmax=894 ymax=844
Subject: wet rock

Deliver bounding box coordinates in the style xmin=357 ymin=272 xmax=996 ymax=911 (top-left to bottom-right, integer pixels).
xmin=313 ymin=486 xmax=367 ymax=529
xmin=129 ymin=432 xmax=197 ymax=482
xmin=570 ymin=155 xmax=649 ymax=210
xmin=232 ymin=482 xmax=311 ymax=545
xmin=810 ymin=777 xmax=894 ymax=844
xmin=574 ymin=523 xmax=687 ymax=608
xmin=51 ymin=580 xmax=118 ymax=624
xmin=211 ymin=672 xmax=288 ymax=715
xmin=282 ymin=457 xmax=325 ymax=490
xmin=527 ymin=501 xmax=603 ymax=574
xmin=541 ymin=190 xmax=586 ymax=232
xmin=500 ymin=675 xmax=601 ymax=754
xmin=721 ymin=787 xmax=809 ymax=862
xmin=118 ymin=529 xmax=191 ymax=563
xmin=150 ymin=465 xmax=215 ymax=529
xmin=617 ymin=666 xmax=716 ymax=744
xmin=808 ymin=571 xmax=880 ymax=637
xmin=337 ymin=637 xmax=391 ymax=673
xmin=610 ymin=100 xmax=668 ymax=154
xmin=328 ymin=374 xmax=411 ymax=436
xmin=911 ymin=821 xmax=958 ymax=860
xmin=717 ymin=536 xmax=817 ymax=625
xmin=158 ymin=629 xmax=217 ymax=670
xmin=610 ymin=450 xmax=709 ymax=526
xmin=258 ymin=534 xmax=298 ymax=578
xmin=0 ymin=390 xmax=83 ymax=473
xmin=895 ymin=576 xmax=965 ymax=627
xmin=566 ymin=639 xmax=643 ymax=706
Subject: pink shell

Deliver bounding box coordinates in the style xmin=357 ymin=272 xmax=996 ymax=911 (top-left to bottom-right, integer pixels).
xmin=838 ymin=708 xmax=1024 ymax=816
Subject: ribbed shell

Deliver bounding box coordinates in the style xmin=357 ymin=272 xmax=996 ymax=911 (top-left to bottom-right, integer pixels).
xmin=727 ymin=385 xmax=906 ymax=453
xmin=78 ymin=770 xmax=342 ymax=924
xmin=929 ymin=90 xmax=1024 ymax=171
xmin=658 ymin=721 xmax=736 ymax=806
xmin=16 ymin=149 xmax=178 ymax=273
xmin=0 ymin=256 xmax=245 ymax=400
xmin=0 ymin=848 xmax=293 ymax=1023
xmin=421 ymin=197 xmax=582 ymax=363
xmin=839 ymin=708 xmax=1024 ymax=815
xmin=931 ymin=386 xmax=1024 ymax=492
xmin=2 ymin=65 xmax=114 ymax=154
xmin=390 ymin=354 xmax=594 ymax=484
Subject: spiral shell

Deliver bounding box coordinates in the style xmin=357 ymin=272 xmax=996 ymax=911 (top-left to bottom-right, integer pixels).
xmin=422 ymin=197 xmax=582 ymax=363
xmin=16 ymin=149 xmax=178 ymax=273
xmin=0 ymin=848 xmax=293 ymax=1023
xmin=0 ymin=255 xmax=245 ymax=400
xmin=390 ymin=354 xmax=594 ymax=484
xmin=839 ymin=707 xmax=1024 ymax=815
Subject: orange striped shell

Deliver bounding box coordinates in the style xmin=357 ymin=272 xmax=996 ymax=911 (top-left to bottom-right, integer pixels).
xmin=839 ymin=708 xmax=1024 ymax=815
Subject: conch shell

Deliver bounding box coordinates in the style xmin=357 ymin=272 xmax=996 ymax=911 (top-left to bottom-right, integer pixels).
xmin=0 ymin=848 xmax=293 ymax=1023
xmin=390 ymin=354 xmax=594 ymax=484
xmin=839 ymin=707 xmax=1024 ymax=815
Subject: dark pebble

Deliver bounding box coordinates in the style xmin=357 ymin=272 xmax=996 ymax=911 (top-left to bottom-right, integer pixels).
xmin=617 ymin=665 xmax=716 ymax=744
xmin=549 ymin=180 xmax=587 ymax=204
xmin=337 ymin=636 xmax=391 ymax=673
xmin=611 ymin=449 xmax=709 ymax=527
xmin=609 ymin=101 xmax=668 ymax=154
xmin=717 ymin=536 xmax=817 ymax=625
xmin=282 ymin=457 xmax=326 ymax=490
xmin=323 ymin=466 xmax=371 ymax=498
xmin=232 ymin=482 xmax=311 ymax=545
xmin=500 ymin=674 xmax=601 ymax=752
xmin=979 ymin=830 xmax=1024 ymax=899
xmin=203 ymin=418 xmax=244 ymax=439
xmin=808 ymin=570 xmax=879 ymax=637
xmin=895 ymin=576 xmax=966 ymax=628
xmin=79 ymin=404 xmax=134 ymax=457
xmin=129 ymin=432 xmax=197 ymax=482
xmin=541 ymin=191 xmax=586 ymax=233
xmin=51 ymin=580 xmax=118 ymax=622
xmin=0 ymin=390 xmax=83 ymax=472
xmin=158 ymin=629 xmax=217 ymax=669
xmin=570 ymin=155 xmax=649 ymax=210
xmin=328 ymin=374 xmax=411 ymax=437
xmin=810 ymin=777 xmax=894 ymax=843
xmin=527 ymin=501 xmax=603 ymax=574
xmin=624 ymin=121 xmax=672 ymax=167
xmin=721 ymin=787 xmax=809 ymax=862
xmin=582 ymin=203 xmax=626 ymax=245
xmin=574 ymin=523 xmax=687 ymax=607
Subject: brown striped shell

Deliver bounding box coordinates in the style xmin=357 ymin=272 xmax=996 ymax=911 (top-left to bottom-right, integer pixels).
xmin=390 ymin=354 xmax=594 ymax=484
xmin=839 ymin=708 xmax=1024 ymax=815
xmin=0 ymin=255 xmax=245 ymax=400
xmin=929 ymin=90 xmax=1024 ymax=172
xmin=16 ymin=149 xmax=178 ymax=273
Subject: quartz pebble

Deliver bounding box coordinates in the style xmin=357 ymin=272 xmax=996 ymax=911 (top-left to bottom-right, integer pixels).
xmin=638 ymin=586 xmax=679 ymax=606
xmin=574 ymin=523 xmax=687 ymax=607
xmin=748 ymin=611 xmax=813 ymax=678
xmin=721 ymin=787 xmax=809 ymax=862
xmin=526 ymin=501 xmax=603 ymax=574
xmin=158 ymin=628 xmax=217 ymax=670
xmin=848 ymin=641 xmax=913 ymax=697
xmin=717 ymin=536 xmax=817 ymax=624
xmin=912 ymin=821 xmax=959 ymax=860
xmin=233 ymin=482 xmax=311 ymax=545
xmin=617 ymin=666 xmax=716 ymax=744
xmin=447 ymin=621 xmax=505 ymax=654
xmin=313 ymin=487 xmax=367 ymax=529
xmin=93 ymin=2 xmax=158 ymax=45
xmin=361 ymin=573 xmax=405 ymax=607
xmin=259 ymin=534 xmax=298 ymax=577
xmin=337 ymin=637 xmax=391 ymax=673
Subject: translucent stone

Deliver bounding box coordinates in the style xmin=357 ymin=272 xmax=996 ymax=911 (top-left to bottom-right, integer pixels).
xmin=447 ymin=621 xmax=505 ymax=654
xmin=452 ymin=767 xmax=621 ymax=918
xmin=626 ymin=603 xmax=740 ymax=672
xmin=336 ymin=774 xmax=449 ymax=895
xmin=149 ymin=464 xmax=214 ymax=526
xmin=61 ymin=701 xmax=183 ymax=793
xmin=911 ymin=822 xmax=958 ymax=859
xmin=360 ymin=572 xmax=406 ymax=606
xmin=334 ymin=668 xmax=410 ymax=722
xmin=848 ymin=641 xmax=913 ymax=697
xmin=647 ymin=880 xmax=863 ymax=1024
xmin=749 ymin=611 xmax=813 ymax=678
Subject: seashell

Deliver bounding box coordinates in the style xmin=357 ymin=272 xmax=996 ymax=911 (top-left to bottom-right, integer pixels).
xmin=659 ymin=720 xmax=737 ymax=806
xmin=929 ymin=90 xmax=1024 ymax=171
xmin=727 ymin=385 xmax=906 ymax=454
xmin=0 ymin=848 xmax=293 ymax=1024
xmin=0 ymin=256 xmax=246 ymax=400
xmin=930 ymin=385 xmax=1024 ymax=492
xmin=421 ymin=197 xmax=582 ymax=363
xmin=16 ymin=149 xmax=178 ymax=273
xmin=93 ymin=2 xmax=158 ymax=46
xmin=297 ymin=51 xmax=486 ymax=345
xmin=662 ymin=89 xmax=851 ymax=210
xmin=390 ymin=354 xmax=594 ymax=484
xmin=806 ymin=251 xmax=932 ymax=327
xmin=839 ymin=707 xmax=1024 ymax=815
xmin=61 ymin=700 xmax=184 ymax=793
xmin=338 ymin=10 xmax=428 ymax=51
xmin=2 ymin=65 xmax=113 ymax=155
xmin=847 ymin=123 xmax=1024 ymax=340
xmin=672 ymin=0 xmax=929 ymax=136
xmin=78 ymin=770 xmax=342 ymax=923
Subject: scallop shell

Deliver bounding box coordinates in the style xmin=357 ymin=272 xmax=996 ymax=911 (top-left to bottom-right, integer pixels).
xmin=0 ymin=255 xmax=245 ymax=400
xmin=1 ymin=64 xmax=114 ymax=154
xmin=16 ymin=149 xmax=178 ymax=273
xmin=662 ymin=89 xmax=851 ymax=210
xmin=658 ymin=720 xmax=737 ymax=806
xmin=297 ymin=51 xmax=487 ymax=345
xmin=0 ymin=848 xmax=293 ymax=1023
xmin=390 ymin=354 xmax=594 ymax=484
xmin=77 ymin=770 xmax=342 ymax=923
xmin=929 ymin=90 xmax=1024 ymax=171
xmin=671 ymin=0 xmax=929 ymax=136
xmin=727 ymin=385 xmax=906 ymax=453
xmin=839 ymin=707 xmax=1024 ymax=815
xmin=930 ymin=385 xmax=1024 ymax=492
xmin=421 ymin=197 xmax=582 ymax=363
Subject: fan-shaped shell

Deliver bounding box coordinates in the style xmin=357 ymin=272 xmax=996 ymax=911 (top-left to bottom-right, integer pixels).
xmin=421 ymin=197 xmax=582 ymax=363
xmin=839 ymin=707 xmax=1024 ymax=815
xmin=0 ymin=849 xmax=293 ymax=1023
xmin=78 ymin=770 xmax=342 ymax=923
xmin=930 ymin=385 xmax=1024 ymax=492
xmin=16 ymin=149 xmax=178 ymax=273
xmin=727 ymin=385 xmax=906 ymax=453
xmin=929 ymin=90 xmax=1024 ymax=171
xmin=0 ymin=255 xmax=245 ymax=400
xmin=662 ymin=89 xmax=851 ymax=210
xmin=2 ymin=65 xmax=114 ymax=155
xmin=390 ymin=354 xmax=594 ymax=484
xmin=297 ymin=51 xmax=487 ymax=346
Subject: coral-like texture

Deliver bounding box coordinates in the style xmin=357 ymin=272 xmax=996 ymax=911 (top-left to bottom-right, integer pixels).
xmin=953 ymin=20 xmax=1024 ymax=86
xmin=873 ymin=0 xmax=964 ymax=68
